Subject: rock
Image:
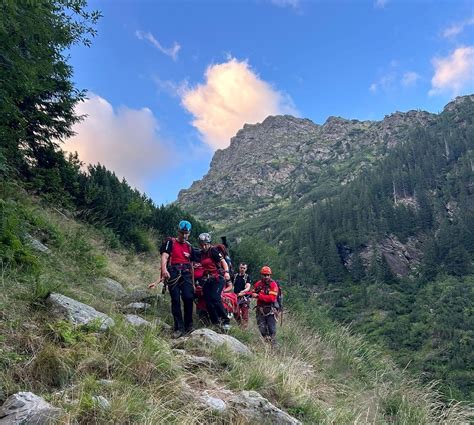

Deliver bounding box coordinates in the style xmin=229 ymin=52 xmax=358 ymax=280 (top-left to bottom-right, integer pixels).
xmin=47 ymin=293 xmax=114 ymax=331
xmin=228 ymin=390 xmax=301 ymax=425
xmin=198 ymin=393 xmax=226 ymax=412
xmin=0 ymin=392 xmax=62 ymax=424
xmin=120 ymin=289 xmax=157 ymax=305
xmin=97 ymin=379 xmax=114 ymax=386
xmin=98 ymin=277 xmax=126 ymax=299
xmin=186 ymin=329 xmax=251 ymax=356
xmin=122 ymin=302 xmax=151 ymax=313
xmin=125 ymin=314 xmax=152 ymax=327
xmin=92 ymin=396 xmax=110 ymax=410
xmin=174 ymin=351 xmax=215 ymax=369
xmin=25 ymin=234 xmax=51 ymax=254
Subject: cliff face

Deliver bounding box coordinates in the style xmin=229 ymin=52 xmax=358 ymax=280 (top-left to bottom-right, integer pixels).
xmin=177 ymin=109 xmax=436 ymax=224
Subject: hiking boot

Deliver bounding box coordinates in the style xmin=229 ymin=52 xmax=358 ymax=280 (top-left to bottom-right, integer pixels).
xmin=221 ymin=323 xmax=231 ymax=332
xmin=172 ymin=330 xmax=184 ymax=339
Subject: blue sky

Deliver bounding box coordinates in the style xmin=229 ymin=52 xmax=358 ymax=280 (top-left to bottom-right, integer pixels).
xmin=65 ymin=0 xmax=474 ymax=205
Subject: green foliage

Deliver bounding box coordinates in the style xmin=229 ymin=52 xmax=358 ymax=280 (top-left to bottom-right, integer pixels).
xmin=0 ymin=200 xmax=40 ymax=272
xmin=230 ymin=236 xmax=285 ymax=280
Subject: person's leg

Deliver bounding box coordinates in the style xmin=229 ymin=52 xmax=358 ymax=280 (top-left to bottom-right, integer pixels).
xmin=168 ymin=276 xmax=184 ymax=333
xmin=210 ymin=277 xmax=229 ymax=325
xmin=181 ymin=273 xmax=194 ymax=333
xmin=256 ymin=310 xmax=268 ymax=338
xmin=241 ymin=304 xmax=249 ymax=329
xmin=267 ymin=313 xmax=277 ymax=346
xmin=203 ymin=279 xmax=219 ymax=324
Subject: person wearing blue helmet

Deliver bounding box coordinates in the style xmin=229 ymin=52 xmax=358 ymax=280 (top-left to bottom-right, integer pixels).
xmin=150 ymin=219 xmax=196 ymax=337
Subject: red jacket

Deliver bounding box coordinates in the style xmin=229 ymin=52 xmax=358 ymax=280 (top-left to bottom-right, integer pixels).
xmin=253 ymin=279 xmax=278 ymax=306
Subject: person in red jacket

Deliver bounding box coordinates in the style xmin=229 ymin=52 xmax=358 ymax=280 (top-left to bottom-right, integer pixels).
xmin=149 ymin=220 xmax=197 ymax=338
xmin=252 ymin=265 xmax=279 ymax=346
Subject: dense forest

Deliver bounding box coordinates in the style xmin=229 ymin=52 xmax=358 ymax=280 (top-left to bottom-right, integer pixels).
xmin=0 ymin=1 xmax=205 ymax=254
xmin=275 ymin=100 xmax=474 ymax=401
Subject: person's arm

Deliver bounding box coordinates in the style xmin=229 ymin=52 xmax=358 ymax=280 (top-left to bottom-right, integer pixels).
xmin=257 ymin=281 xmax=278 ymax=303
xmin=219 ymin=257 xmax=231 ymax=281
xmin=149 ymin=253 xmax=169 ymax=288
xmin=224 ymin=281 xmax=233 ymax=292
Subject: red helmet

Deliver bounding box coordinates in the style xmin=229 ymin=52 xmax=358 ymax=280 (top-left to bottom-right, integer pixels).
xmin=260 ymin=266 xmax=272 ymax=275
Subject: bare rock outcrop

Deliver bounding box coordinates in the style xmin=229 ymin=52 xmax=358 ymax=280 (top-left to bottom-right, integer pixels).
xmin=47 ymin=293 xmax=114 ymax=331
xmin=0 ymin=392 xmax=62 ymax=424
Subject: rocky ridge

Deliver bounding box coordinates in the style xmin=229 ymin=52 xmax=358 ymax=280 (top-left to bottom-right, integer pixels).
xmin=177 ymin=107 xmax=437 ymax=224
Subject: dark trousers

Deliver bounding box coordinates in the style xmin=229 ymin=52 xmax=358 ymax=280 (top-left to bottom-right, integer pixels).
xmin=168 ymin=270 xmax=194 ymax=332
xmin=203 ymin=276 xmax=229 ymax=325
xmin=256 ymin=306 xmax=277 ymax=344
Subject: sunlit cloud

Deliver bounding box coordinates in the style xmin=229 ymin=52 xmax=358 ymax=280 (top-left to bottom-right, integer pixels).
xmin=442 ymin=17 xmax=474 ymax=39
xmin=429 ymin=46 xmax=474 ymax=96
xmin=64 ymin=94 xmax=171 ymax=192
xmin=181 ymin=58 xmax=297 ymax=150
xmin=135 ymin=30 xmax=181 ymax=61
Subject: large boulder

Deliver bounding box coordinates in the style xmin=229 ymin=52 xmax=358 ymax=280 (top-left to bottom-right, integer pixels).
xmin=228 ymin=390 xmax=301 ymax=425
xmin=98 ymin=277 xmax=126 ymax=299
xmin=187 ymin=329 xmax=251 ymax=355
xmin=47 ymin=293 xmax=114 ymax=331
xmin=0 ymin=392 xmax=62 ymax=424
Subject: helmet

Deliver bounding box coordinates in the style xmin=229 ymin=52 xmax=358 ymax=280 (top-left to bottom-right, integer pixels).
xmin=178 ymin=220 xmax=192 ymax=232
xmin=198 ymin=233 xmax=212 ymax=244
xmin=260 ymin=266 xmax=272 ymax=275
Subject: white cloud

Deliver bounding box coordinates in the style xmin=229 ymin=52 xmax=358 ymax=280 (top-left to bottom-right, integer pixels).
xmin=135 ymin=30 xmax=181 ymax=61
xmin=369 ymin=72 xmax=396 ymax=93
xmin=442 ymin=17 xmax=474 ymax=39
xmin=271 ymin=0 xmax=300 ymax=8
xmin=374 ymin=0 xmax=389 ymax=9
xmin=429 ymin=46 xmax=474 ymax=96
xmin=181 ymin=58 xmax=297 ymax=150
xmin=401 ymin=71 xmax=420 ymax=87
xmin=64 ymin=94 xmax=171 ymax=192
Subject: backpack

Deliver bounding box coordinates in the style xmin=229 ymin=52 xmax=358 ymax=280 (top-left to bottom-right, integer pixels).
xmin=261 ymin=279 xmax=283 ymax=312
xmin=273 ymin=281 xmax=283 ymax=312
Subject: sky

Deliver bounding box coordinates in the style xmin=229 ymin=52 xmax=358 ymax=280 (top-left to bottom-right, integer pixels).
xmin=65 ymin=0 xmax=474 ymax=205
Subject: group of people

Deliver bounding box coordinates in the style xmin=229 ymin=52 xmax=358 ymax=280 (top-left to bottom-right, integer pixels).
xmin=149 ymin=220 xmax=280 ymax=346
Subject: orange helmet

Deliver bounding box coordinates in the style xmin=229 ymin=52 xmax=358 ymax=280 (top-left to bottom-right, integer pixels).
xmin=260 ymin=266 xmax=272 ymax=275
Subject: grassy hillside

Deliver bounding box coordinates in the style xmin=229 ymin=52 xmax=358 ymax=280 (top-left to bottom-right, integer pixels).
xmin=1 ymin=180 xmax=472 ymax=423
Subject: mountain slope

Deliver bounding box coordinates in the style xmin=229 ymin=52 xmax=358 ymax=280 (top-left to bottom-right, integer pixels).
xmin=178 ymin=108 xmax=436 ymax=226
xmin=2 ymin=182 xmax=471 ymax=423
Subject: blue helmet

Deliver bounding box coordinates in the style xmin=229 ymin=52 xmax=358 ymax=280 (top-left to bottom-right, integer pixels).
xmin=178 ymin=220 xmax=192 ymax=232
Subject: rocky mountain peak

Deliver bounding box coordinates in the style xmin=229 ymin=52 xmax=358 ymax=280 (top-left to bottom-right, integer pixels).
xmin=177 ymin=101 xmax=459 ymax=224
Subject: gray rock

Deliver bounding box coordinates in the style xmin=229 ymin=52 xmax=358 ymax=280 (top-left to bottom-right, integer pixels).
xmin=187 ymin=328 xmax=251 ymax=356
xmin=228 ymin=390 xmax=301 ymax=425
xmin=123 ymin=302 xmax=151 ymax=313
xmin=25 ymin=234 xmax=51 ymax=254
xmin=0 ymin=392 xmax=62 ymax=424
xmin=92 ymin=396 xmax=110 ymax=410
xmin=125 ymin=314 xmax=152 ymax=327
xmin=97 ymin=379 xmax=114 ymax=386
xmin=98 ymin=277 xmax=126 ymax=299
xmin=47 ymin=293 xmax=115 ymax=331
xmin=199 ymin=393 xmax=226 ymax=412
